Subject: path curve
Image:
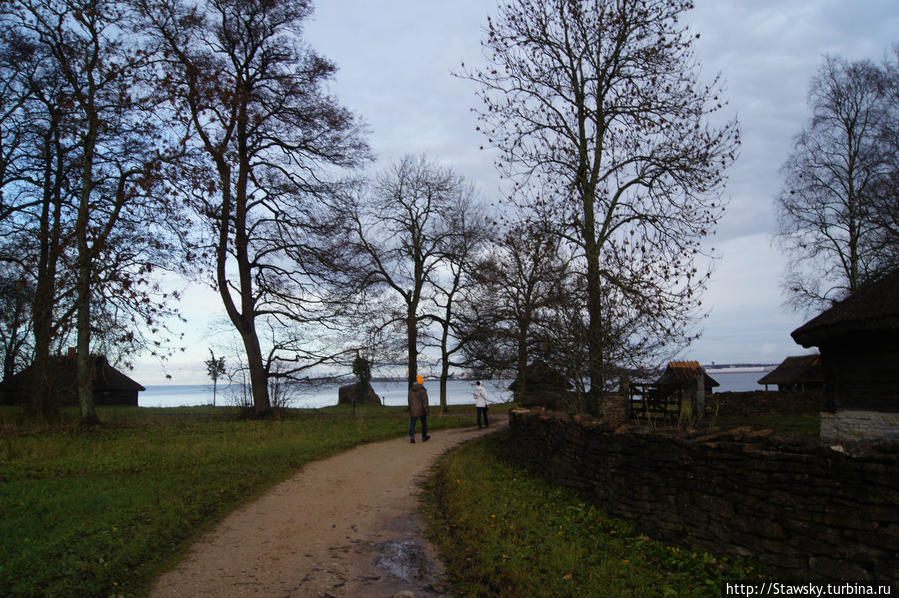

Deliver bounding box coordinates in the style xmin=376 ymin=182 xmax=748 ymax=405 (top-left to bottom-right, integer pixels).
xmin=150 ymin=422 xmax=504 ymax=598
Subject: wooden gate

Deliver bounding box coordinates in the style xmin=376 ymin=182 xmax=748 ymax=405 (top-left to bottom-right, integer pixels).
xmin=628 ymin=383 xmax=683 ymax=421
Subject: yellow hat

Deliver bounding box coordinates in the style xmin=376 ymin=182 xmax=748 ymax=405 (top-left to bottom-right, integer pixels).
xmin=416 ymin=375 xmax=424 ymax=384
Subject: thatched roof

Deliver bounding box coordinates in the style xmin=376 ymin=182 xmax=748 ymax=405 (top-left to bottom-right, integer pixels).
xmin=654 ymin=361 xmax=719 ymax=389
xmin=792 ymin=270 xmax=899 ymax=347
xmin=757 ymin=355 xmax=821 ymax=386
xmin=1 ymin=355 xmax=144 ymax=396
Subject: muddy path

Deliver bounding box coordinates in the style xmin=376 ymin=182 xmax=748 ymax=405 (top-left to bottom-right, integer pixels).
xmin=149 ymin=422 xmax=504 ymax=597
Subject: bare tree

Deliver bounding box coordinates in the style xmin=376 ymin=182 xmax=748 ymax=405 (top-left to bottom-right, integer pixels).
xmin=464 ymin=0 xmax=739 ymax=396
xmin=339 ymin=155 xmax=471 ymax=387
xmin=0 ymin=265 xmax=32 ymax=379
xmin=776 ymin=54 xmax=899 ymax=311
xmin=204 ymin=348 xmax=225 ymax=407
xmin=0 ymin=26 xmax=41 ymax=223
xmin=140 ymin=0 xmax=370 ymax=416
xmin=875 ymin=48 xmax=899 ymax=266
xmin=0 ymin=13 xmax=75 ymax=420
xmin=426 ymin=186 xmax=488 ymax=412
xmin=458 ymin=219 xmax=569 ymax=397
xmin=5 ymin=0 xmax=183 ymax=423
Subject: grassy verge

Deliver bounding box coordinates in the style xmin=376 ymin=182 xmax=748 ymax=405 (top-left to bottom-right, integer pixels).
xmin=423 ymin=430 xmax=765 ymax=597
xmin=0 ymin=404 xmax=476 ymax=597
xmin=716 ymin=415 xmax=820 ymax=439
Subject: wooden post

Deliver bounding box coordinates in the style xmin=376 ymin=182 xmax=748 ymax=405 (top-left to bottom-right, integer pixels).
xmin=694 ymin=374 xmax=706 ymax=422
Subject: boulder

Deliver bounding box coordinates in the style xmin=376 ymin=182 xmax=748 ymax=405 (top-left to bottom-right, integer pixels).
xmin=509 ymin=359 xmax=574 ymax=409
xmin=338 ymin=382 xmax=381 ymax=406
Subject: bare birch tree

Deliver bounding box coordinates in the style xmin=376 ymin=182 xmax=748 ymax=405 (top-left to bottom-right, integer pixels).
xmin=776 ymin=53 xmax=899 ymax=311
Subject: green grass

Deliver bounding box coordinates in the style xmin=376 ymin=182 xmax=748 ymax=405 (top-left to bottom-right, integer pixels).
xmin=423 ymin=430 xmax=765 ymax=597
xmin=713 ymin=414 xmax=821 ymax=439
xmin=0 ymin=404 xmax=477 ymax=597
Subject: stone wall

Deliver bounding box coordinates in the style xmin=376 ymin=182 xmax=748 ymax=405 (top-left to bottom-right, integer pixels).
xmin=821 ymin=411 xmax=899 ymax=443
xmin=708 ymin=390 xmax=827 ymax=418
xmin=508 ymin=408 xmax=899 ymax=581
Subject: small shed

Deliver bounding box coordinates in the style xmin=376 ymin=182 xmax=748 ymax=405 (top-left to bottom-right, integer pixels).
xmin=653 ymin=361 xmax=719 ymax=394
xmin=0 ymin=354 xmax=145 ymax=407
xmin=791 ymin=270 xmax=899 ymax=413
xmin=757 ymin=355 xmax=823 ymax=392
xmin=633 ymin=361 xmax=718 ymax=420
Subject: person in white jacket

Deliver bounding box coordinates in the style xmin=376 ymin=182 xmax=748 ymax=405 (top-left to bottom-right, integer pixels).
xmin=474 ymin=381 xmax=489 ymax=428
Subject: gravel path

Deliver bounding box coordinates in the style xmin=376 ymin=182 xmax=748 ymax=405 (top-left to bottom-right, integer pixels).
xmin=149 ymin=421 xmax=504 ymax=598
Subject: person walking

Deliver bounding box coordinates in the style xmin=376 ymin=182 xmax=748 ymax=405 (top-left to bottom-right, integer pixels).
xmin=408 ymin=375 xmax=430 ymax=443
xmin=474 ymin=380 xmax=489 ymax=428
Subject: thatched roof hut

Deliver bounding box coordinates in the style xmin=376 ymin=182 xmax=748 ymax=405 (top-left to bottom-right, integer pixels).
xmin=757 ymin=355 xmax=823 ymax=392
xmin=653 ymin=361 xmax=719 ymax=394
xmin=0 ymin=354 xmax=145 ymax=407
xmin=791 ymin=270 xmax=899 ymax=412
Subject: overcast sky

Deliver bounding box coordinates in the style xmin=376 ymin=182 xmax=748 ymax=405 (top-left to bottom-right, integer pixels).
xmin=132 ymin=1 xmax=899 ymax=384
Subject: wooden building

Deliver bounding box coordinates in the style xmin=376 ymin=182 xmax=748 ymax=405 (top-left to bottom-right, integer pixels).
xmin=0 ymin=354 xmax=145 ymax=407
xmin=653 ymin=361 xmax=719 ymax=395
xmin=757 ymin=355 xmax=823 ymax=392
xmin=791 ymin=270 xmax=899 ymax=413
xmin=629 ymin=361 xmax=719 ymax=420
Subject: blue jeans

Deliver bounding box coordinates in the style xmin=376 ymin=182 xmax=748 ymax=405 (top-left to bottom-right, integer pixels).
xmin=477 ymin=406 xmax=488 ymax=427
xmin=410 ymin=415 xmax=428 ymax=438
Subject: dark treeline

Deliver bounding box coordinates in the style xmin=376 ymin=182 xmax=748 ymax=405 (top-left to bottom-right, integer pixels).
xmin=0 ymin=0 xmax=767 ymax=423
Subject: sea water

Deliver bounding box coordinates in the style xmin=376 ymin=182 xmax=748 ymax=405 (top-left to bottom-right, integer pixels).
xmin=139 ymin=371 xmax=768 ymax=409
xmin=139 ymin=379 xmax=513 ymax=409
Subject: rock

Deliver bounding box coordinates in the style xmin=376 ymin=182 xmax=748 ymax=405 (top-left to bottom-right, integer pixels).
xmin=509 ymin=359 xmax=572 ymax=394
xmin=338 ymin=382 xmax=381 ymax=406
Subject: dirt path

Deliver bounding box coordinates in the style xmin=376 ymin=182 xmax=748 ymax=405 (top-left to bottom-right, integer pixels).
xmin=149 ymin=422 xmax=504 ymax=598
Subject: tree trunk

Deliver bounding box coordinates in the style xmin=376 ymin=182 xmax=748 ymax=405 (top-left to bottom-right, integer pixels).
xmin=241 ymin=325 xmax=271 ymax=416
xmin=439 ymin=359 xmax=449 ymax=414
xmin=582 ymin=188 xmax=605 ymax=402
xmin=75 ymin=116 xmax=99 ymax=426
xmin=406 ymin=303 xmax=418 ymax=386
xmin=439 ymin=306 xmax=452 ymax=413
xmin=75 ymin=215 xmax=99 ymax=426
xmin=585 ymin=255 xmax=605 ymax=400
xmin=29 ymin=116 xmax=65 ymax=422
xmin=515 ymin=322 xmax=529 ymax=403
xmin=212 ymin=148 xmax=271 ymax=416
xmin=30 ymin=220 xmax=57 ymax=421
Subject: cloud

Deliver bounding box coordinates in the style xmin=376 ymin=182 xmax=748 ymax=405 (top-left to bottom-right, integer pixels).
xmin=688 ymin=233 xmax=809 ymax=363
xmin=135 ymin=1 xmax=898 ymax=382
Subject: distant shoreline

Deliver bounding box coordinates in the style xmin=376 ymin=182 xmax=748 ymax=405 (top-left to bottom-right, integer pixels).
xmin=705 ymin=366 xmax=776 ymax=374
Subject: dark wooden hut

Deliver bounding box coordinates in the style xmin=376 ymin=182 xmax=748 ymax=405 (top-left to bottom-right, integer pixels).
xmin=757 ymin=355 xmax=823 ymax=392
xmin=0 ymin=353 xmax=145 ymax=407
xmin=791 ymin=270 xmax=899 ymax=413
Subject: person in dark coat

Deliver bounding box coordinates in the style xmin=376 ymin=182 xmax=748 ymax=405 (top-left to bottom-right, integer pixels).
xmin=408 ymin=375 xmax=430 ymax=443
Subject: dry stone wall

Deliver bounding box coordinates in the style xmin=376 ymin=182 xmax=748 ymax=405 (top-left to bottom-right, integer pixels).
xmin=821 ymin=411 xmax=899 ymax=443
xmin=708 ymin=391 xmax=827 ymax=418
xmin=508 ymin=408 xmax=899 ymax=581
